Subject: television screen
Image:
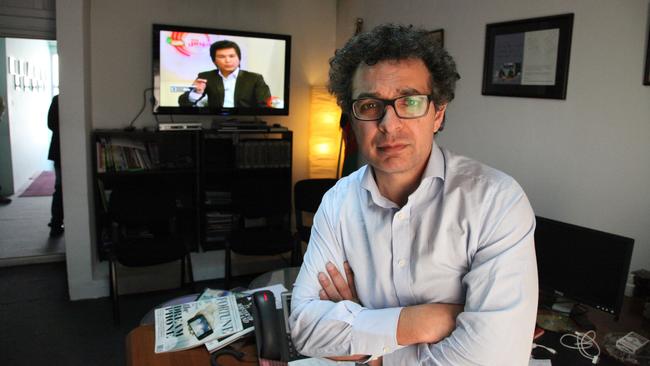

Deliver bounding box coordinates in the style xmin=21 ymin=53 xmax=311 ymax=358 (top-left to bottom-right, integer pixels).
xmin=153 ymin=24 xmax=291 ymax=116
xmin=534 ymin=216 xmax=634 ymax=316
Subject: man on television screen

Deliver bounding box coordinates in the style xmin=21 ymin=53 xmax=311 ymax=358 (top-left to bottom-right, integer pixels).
xmin=289 ymin=24 xmax=538 ymax=365
xmin=178 ymin=40 xmax=271 ymax=109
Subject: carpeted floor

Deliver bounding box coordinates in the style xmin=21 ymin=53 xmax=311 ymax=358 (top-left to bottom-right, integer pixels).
xmin=0 ymin=261 xmax=257 ymax=366
xmin=19 ymin=170 xmax=55 ymax=197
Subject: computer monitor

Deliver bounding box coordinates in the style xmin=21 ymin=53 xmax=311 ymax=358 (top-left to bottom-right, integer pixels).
xmin=534 ymin=216 xmax=634 ymax=317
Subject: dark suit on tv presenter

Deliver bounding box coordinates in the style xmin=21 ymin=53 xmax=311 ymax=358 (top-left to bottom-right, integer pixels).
xmin=178 ymin=40 xmax=271 ymax=108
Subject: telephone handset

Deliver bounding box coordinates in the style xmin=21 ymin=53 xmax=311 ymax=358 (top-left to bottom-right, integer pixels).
xmin=251 ymin=290 xmax=306 ymax=362
xmin=252 ymin=290 xmax=282 ymax=360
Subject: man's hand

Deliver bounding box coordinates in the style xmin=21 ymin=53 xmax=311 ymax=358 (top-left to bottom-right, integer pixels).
xmin=318 ymin=261 xmax=371 ymax=362
xmin=192 ymin=78 xmax=207 ymax=93
xmin=317 ymin=261 xmax=359 ymax=303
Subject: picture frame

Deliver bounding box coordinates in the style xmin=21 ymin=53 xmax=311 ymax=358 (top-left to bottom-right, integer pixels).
xmin=482 ymin=13 xmax=574 ymax=99
xmin=7 ymin=56 xmax=16 ymax=74
xmin=428 ymin=28 xmax=444 ymax=48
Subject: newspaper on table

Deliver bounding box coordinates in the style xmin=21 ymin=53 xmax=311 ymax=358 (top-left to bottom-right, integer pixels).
xmin=154 ymin=294 xmax=247 ymax=353
xmin=200 ymin=290 xmax=255 ymax=353
xmin=200 ymin=284 xmax=288 ymax=353
xmin=154 ymin=285 xmax=289 ymax=353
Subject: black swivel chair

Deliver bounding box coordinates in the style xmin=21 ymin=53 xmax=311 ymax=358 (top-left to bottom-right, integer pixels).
xmin=107 ymin=187 xmax=194 ymax=323
xmin=224 ymin=175 xmax=296 ymax=289
xmin=293 ymin=178 xmax=337 ymax=264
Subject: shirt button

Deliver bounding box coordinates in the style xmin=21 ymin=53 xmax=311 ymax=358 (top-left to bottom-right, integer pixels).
xmin=383 ymin=346 xmax=390 ymax=353
xmin=398 ymin=259 xmax=406 ymax=267
xmin=396 ymin=212 xmax=403 ymax=220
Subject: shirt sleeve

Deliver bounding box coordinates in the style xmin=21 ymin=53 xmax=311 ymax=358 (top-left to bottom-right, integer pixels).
xmin=419 ymin=179 xmax=538 ymax=365
xmin=187 ymin=90 xmax=202 ymax=103
xmin=289 ymin=188 xmax=404 ymax=359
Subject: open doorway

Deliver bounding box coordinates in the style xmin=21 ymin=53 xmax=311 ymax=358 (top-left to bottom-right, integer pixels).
xmin=0 ymin=37 xmax=63 ymax=266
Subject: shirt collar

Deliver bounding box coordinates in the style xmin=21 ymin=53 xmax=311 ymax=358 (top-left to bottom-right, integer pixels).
xmin=360 ymin=139 xmax=445 ymax=208
xmin=218 ymin=67 xmax=240 ymax=80
xmin=423 ymin=140 xmax=445 ymax=182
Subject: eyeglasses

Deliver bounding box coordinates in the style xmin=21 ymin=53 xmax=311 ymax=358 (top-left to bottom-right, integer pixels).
xmin=351 ymin=94 xmax=433 ymax=121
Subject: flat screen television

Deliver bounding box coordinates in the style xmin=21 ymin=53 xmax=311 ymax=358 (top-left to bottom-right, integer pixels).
xmin=534 ymin=216 xmax=634 ymax=317
xmin=152 ymin=24 xmax=291 ymax=116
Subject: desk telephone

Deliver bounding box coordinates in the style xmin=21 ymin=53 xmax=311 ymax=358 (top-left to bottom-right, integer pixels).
xmin=252 ymin=290 xmax=306 ymax=362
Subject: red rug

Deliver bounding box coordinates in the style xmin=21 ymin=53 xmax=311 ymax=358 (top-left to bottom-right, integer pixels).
xmin=19 ymin=170 xmax=55 ymax=197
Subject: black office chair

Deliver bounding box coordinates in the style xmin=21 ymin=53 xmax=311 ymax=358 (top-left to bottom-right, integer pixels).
xmin=224 ymin=175 xmax=296 ymax=289
xmin=293 ymin=178 xmax=337 ymax=264
xmin=107 ymin=187 xmax=194 ymax=323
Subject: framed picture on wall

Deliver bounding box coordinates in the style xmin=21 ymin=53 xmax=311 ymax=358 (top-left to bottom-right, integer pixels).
xmin=428 ymin=28 xmax=444 ymax=48
xmin=8 ymin=56 xmax=16 ymax=74
xmin=482 ymin=13 xmax=574 ymax=99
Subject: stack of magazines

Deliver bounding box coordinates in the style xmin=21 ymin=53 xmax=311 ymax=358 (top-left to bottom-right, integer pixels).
xmin=154 ymin=289 xmax=254 ymax=353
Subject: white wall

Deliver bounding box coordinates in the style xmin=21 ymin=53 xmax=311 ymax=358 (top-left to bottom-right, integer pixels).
xmin=58 ymin=0 xmax=337 ymax=299
xmin=5 ymin=38 xmax=54 ymax=191
xmin=57 ymin=0 xmax=96 ymax=300
xmin=0 ymin=38 xmax=12 ymax=194
xmin=336 ymin=0 xmax=650 ymax=273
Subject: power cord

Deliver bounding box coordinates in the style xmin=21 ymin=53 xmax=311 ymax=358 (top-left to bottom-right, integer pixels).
xmin=560 ymin=330 xmax=601 ymax=364
xmin=125 ymin=87 xmax=153 ymax=131
xmin=209 ymin=347 xmax=256 ymax=366
xmin=532 ymin=342 xmax=557 ymax=355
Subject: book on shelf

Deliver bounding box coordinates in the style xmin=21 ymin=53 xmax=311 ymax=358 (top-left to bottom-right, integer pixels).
xmin=154 ymin=292 xmax=253 ymax=353
xmin=235 ymin=140 xmax=291 ymax=169
xmin=96 ymin=180 xmax=110 ymax=212
xmin=95 ymin=137 xmax=156 ymax=173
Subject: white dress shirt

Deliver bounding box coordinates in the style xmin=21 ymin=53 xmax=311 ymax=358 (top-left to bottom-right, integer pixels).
xmin=290 ymin=141 xmax=538 ymax=365
xmin=220 ymin=67 xmax=238 ymax=108
xmin=187 ymin=68 xmax=239 ymax=107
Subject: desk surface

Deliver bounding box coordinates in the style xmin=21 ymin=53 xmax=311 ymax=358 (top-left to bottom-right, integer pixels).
xmin=126 ymin=325 xmax=258 ymax=366
xmin=534 ymin=296 xmax=649 ymax=365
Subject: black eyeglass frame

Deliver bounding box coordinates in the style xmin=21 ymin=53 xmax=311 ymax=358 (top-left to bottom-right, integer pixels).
xmin=350 ymin=94 xmax=436 ymax=122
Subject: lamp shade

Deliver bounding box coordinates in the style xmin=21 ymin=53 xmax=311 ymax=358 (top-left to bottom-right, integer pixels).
xmin=309 ymin=86 xmax=341 ymax=178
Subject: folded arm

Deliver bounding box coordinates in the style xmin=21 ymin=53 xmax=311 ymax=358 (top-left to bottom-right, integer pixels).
xmin=317 ymin=261 xmax=461 ymax=363
xmin=408 ymin=182 xmax=538 ymax=365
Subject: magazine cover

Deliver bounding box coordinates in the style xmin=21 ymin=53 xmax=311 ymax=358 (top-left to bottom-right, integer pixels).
xmin=204 ymin=295 xmax=255 ymax=353
xmin=154 ymin=295 xmax=243 ymax=353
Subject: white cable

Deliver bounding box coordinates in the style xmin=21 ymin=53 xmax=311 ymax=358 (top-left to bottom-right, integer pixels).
xmin=560 ymin=331 xmax=601 ymax=364
xmin=532 ymin=343 xmax=557 ymax=354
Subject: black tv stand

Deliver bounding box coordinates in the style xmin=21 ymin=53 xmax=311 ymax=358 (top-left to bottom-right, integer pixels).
xmin=211 ymin=119 xmax=268 ymax=130
xmin=91 ymin=128 xmax=293 ymax=257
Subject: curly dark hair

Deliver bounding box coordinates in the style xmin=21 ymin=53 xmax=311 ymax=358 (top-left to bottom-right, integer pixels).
xmin=209 ymin=40 xmax=241 ymax=63
xmin=329 ymin=24 xmax=460 ymax=114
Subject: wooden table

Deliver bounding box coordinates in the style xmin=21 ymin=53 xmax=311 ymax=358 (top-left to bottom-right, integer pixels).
xmin=126 ymin=324 xmax=258 ymax=366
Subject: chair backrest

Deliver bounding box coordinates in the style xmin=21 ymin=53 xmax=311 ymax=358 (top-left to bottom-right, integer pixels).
xmin=108 ymin=187 xmax=176 ymax=226
xmin=293 ymin=178 xmax=337 ymax=242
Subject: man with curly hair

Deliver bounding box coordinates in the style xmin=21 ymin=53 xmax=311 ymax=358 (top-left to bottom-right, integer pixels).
xmin=290 ymin=24 xmax=538 ymax=365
